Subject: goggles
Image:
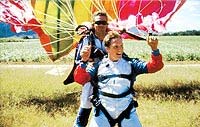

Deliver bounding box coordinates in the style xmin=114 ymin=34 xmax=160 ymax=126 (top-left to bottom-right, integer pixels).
xmin=94 ymin=21 xmax=108 ymax=25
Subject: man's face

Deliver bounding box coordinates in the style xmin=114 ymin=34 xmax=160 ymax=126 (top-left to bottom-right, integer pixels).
xmin=106 ymin=37 xmax=124 ymax=61
xmin=93 ymin=15 xmax=108 ymax=34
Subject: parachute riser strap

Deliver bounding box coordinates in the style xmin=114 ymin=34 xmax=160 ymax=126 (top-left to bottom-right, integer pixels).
xmin=91 ymin=99 xmax=135 ymax=127
xmin=99 ymin=89 xmax=132 ymax=98
xmin=63 ymin=37 xmax=84 ymax=85
xmin=98 ymin=74 xmax=132 ymax=82
xmin=86 ymin=32 xmax=95 ymax=46
xmin=115 ymin=100 xmax=135 ymax=127
xmin=89 ymin=56 xmax=138 ymax=126
xmin=90 ymin=79 xmax=100 ymax=116
xmin=130 ymin=63 xmax=137 ymax=97
xmin=87 ymin=34 xmax=106 ymax=60
xmin=90 ymin=78 xmax=137 ymax=127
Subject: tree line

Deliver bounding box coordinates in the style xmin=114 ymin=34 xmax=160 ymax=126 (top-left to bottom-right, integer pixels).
xmin=162 ymin=30 xmax=200 ymax=36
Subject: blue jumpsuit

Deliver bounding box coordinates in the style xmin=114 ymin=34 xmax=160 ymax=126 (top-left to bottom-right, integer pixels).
xmin=73 ymin=34 xmax=107 ymax=127
xmin=75 ymin=34 xmax=106 ymax=108
xmin=86 ymin=57 xmax=146 ymax=127
xmin=74 ymin=49 xmax=163 ymax=127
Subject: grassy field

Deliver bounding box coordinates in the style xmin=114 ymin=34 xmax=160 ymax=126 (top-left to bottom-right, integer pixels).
xmin=0 ymin=36 xmax=200 ymax=63
xmin=0 ymin=36 xmax=200 ymax=127
xmin=1 ymin=65 xmax=200 ymax=127
xmin=124 ymin=36 xmax=200 ymax=61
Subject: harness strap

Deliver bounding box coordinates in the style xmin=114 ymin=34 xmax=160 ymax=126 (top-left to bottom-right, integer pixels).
xmin=96 ymin=103 xmax=116 ymax=127
xmin=92 ymin=99 xmax=135 ymax=127
xmin=116 ymin=100 xmax=135 ymax=127
xmin=98 ymin=74 xmax=132 ymax=82
xmin=99 ymin=89 xmax=132 ymax=98
xmin=90 ymin=56 xmax=138 ymax=126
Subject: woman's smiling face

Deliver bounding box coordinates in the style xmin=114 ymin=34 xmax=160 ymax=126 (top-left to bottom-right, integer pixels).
xmin=106 ymin=37 xmax=123 ymax=62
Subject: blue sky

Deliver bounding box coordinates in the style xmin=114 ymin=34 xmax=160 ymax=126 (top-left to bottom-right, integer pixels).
xmin=166 ymin=0 xmax=200 ymax=32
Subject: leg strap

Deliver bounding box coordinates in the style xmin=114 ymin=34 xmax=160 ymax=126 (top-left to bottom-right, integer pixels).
xmin=116 ymin=100 xmax=135 ymax=127
xmin=93 ymin=99 xmax=136 ymax=127
xmin=74 ymin=108 xmax=92 ymax=127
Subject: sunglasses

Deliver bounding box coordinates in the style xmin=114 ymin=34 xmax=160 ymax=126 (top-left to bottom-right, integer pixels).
xmin=94 ymin=21 xmax=108 ymax=25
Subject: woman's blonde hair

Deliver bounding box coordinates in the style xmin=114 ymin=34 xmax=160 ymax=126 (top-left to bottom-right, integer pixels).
xmin=92 ymin=11 xmax=108 ymax=22
xmin=103 ymin=31 xmax=121 ymax=47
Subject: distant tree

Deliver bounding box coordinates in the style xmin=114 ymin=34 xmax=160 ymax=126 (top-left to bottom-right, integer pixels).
xmin=162 ymin=30 xmax=200 ymax=36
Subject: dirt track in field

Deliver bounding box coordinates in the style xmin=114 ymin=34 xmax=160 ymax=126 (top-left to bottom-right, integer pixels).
xmin=1 ymin=64 xmax=200 ymax=68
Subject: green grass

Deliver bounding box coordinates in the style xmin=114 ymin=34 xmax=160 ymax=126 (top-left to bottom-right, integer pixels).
xmin=135 ymin=65 xmax=200 ymax=101
xmin=0 ymin=39 xmax=49 ymax=63
xmin=0 ymin=38 xmax=25 ymax=43
xmin=1 ymin=36 xmax=200 ymax=126
xmin=0 ymin=67 xmax=81 ymax=127
xmin=138 ymin=98 xmax=200 ymax=127
xmin=1 ymin=36 xmax=200 ymax=63
xmin=123 ymin=36 xmax=200 ymax=61
xmin=0 ymin=65 xmax=199 ymax=127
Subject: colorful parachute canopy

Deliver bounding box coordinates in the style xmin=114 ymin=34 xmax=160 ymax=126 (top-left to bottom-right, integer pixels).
xmin=0 ymin=0 xmax=186 ymax=61
xmin=0 ymin=0 xmax=53 ymax=60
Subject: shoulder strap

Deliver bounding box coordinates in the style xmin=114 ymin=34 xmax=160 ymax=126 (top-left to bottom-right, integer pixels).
xmin=63 ymin=37 xmax=84 ymax=85
xmin=123 ymin=55 xmax=137 ymax=96
xmin=98 ymin=74 xmax=132 ymax=82
xmin=87 ymin=33 xmax=95 ymax=46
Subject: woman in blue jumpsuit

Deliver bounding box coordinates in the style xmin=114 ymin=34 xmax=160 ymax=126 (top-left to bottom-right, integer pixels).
xmin=74 ymin=31 xmax=164 ymax=127
xmin=72 ymin=11 xmax=108 ymax=127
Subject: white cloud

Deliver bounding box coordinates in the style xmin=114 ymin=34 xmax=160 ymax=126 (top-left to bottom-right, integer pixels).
xmin=165 ymin=0 xmax=200 ymax=32
xmin=182 ymin=0 xmax=200 ymax=14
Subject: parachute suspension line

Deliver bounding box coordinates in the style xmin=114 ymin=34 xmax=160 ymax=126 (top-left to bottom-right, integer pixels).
xmin=79 ymin=0 xmax=93 ymax=20
xmin=47 ymin=40 xmax=74 ymax=55
xmin=50 ymin=0 xmax=76 ymax=57
xmin=49 ymin=30 xmax=74 ymax=36
xmin=41 ymin=34 xmax=73 ymax=47
xmin=44 ymin=0 xmax=50 ymax=25
xmin=4 ymin=11 xmax=24 ymax=26
xmin=110 ymin=0 xmax=118 ymax=20
xmin=33 ymin=1 xmax=75 ymax=41
xmin=56 ymin=0 xmax=61 ymax=58
xmin=98 ymin=0 xmax=106 ymax=12
xmin=34 ymin=4 xmax=74 ymax=29
xmin=157 ymin=0 xmax=164 ymax=16
xmin=52 ymin=0 xmax=76 ymax=39
xmin=91 ymin=0 xmax=115 ymax=21
xmin=137 ymin=0 xmax=142 ymax=16
xmin=100 ymin=0 xmax=115 ymax=21
xmin=137 ymin=0 xmax=153 ymax=33
xmin=53 ymin=1 xmax=76 ymax=57
xmin=53 ymin=0 xmax=71 ymax=22
xmin=164 ymin=0 xmax=186 ymax=26
xmin=118 ymin=0 xmax=129 ymax=20
xmin=43 ymin=0 xmax=75 ymax=28
xmin=98 ymin=0 xmax=114 ymax=21
xmin=44 ymin=33 xmax=73 ymax=47
xmin=58 ymin=0 xmax=76 ymax=27
xmin=56 ymin=0 xmax=76 ymax=42
xmin=90 ymin=0 xmax=102 ymax=12
xmin=39 ymin=22 xmax=73 ymax=36
xmin=45 ymin=40 xmax=74 ymax=55
xmin=171 ymin=1 xmax=179 ymax=12
xmin=174 ymin=0 xmax=186 ymax=12
xmin=34 ymin=10 xmax=74 ymax=30
xmin=64 ymin=0 xmax=77 ymax=26
xmin=61 ymin=0 xmax=74 ymax=22
xmin=138 ymin=0 xmax=154 ymax=14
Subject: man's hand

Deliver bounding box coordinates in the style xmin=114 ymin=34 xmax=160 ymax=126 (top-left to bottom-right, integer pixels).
xmin=80 ymin=45 xmax=91 ymax=62
xmin=147 ymin=36 xmax=158 ymax=51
